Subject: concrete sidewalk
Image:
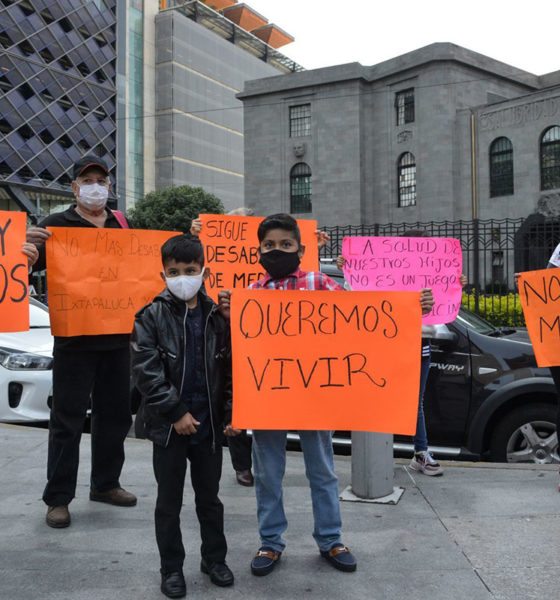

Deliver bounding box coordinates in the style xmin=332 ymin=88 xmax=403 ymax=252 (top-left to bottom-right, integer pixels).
xmin=1 ymin=424 xmax=559 ymax=600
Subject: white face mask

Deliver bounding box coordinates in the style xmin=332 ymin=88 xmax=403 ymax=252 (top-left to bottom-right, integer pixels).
xmin=166 ymin=268 xmax=205 ymax=302
xmin=78 ymin=183 xmax=109 ymax=210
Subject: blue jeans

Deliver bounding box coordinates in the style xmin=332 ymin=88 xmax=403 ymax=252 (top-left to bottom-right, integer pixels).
xmin=252 ymin=430 xmax=342 ymax=553
xmin=414 ymin=353 xmax=431 ymax=453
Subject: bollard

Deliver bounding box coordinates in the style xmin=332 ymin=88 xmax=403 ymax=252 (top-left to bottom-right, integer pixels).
xmin=351 ymin=431 xmax=394 ymax=499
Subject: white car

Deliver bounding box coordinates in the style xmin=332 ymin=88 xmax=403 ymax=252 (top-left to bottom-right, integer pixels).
xmin=0 ymin=297 xmax=53 ymax=423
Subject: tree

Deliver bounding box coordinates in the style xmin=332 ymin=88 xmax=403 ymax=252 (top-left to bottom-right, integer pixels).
xmin=127 ymin=185 xmax=224 ymax=231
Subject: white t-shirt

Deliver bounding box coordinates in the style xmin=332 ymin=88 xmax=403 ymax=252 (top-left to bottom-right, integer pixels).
xmin=549 ymin=243 xmax=560 ymax=268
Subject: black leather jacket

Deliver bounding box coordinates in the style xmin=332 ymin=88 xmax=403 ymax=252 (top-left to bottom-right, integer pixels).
xmin=131 ymin=288 xmax=232 ymax=448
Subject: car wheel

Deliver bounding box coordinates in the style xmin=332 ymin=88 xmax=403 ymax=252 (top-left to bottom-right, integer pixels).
xmin=134 ymin=399 xmax=146 ymax=439
xmin=489 ymin=403 xmax=558 ymax=464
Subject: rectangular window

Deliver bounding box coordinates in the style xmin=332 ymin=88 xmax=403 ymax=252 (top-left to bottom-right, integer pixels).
xmin=289 ymin=104 xmax=311 ymax=137
xmin=395 ymin=89 xmax=414 ymax=126
xmin=398 ymin=166 xmax=416 ymax=207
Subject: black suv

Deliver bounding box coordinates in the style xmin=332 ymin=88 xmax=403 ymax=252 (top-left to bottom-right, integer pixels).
xmin=320 ymin=261 xmax=559 ymax=464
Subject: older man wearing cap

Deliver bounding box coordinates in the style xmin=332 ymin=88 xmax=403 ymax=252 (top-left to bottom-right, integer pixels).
xmin=28 ymin=155 xmax=136 ymax=529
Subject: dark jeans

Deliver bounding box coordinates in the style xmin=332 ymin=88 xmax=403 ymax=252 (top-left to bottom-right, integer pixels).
xmin=414 ymin=354 xmax=432 ymax=453
xmin=227 ymin=430 xmax=252 ymax=471
xmin=153 ymin=431 xmax=226 ymax=574
xmin=42 ymin=347 xmax=132 ymax=506
xmin=548 ymin=366 xmax=560 ymax=435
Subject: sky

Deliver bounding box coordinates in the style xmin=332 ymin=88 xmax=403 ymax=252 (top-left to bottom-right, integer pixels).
xmin=244 ymin=0 xmax=559 ymax=76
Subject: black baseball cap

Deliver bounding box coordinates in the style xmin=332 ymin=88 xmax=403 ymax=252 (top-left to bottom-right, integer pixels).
xmin=72 ymin=155 xmax=110 ymax=179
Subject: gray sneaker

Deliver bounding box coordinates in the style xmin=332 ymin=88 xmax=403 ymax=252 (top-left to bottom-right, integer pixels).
xmin=409 ymin=451 xmax=443 ymax=476
xmin=46 ymin=505 xmax=70 ymax=528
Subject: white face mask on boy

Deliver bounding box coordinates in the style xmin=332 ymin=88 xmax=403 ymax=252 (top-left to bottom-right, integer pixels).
xmin=165 ymin=268 xmax=205 ymax=301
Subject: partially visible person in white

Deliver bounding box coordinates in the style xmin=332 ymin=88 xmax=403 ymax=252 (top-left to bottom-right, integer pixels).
xmin=516 ymin=244 xmax=560 ymax=490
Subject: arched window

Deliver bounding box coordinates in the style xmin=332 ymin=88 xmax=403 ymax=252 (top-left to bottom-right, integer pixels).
xmin=541 ymin=126 xmax=560 ymax=190
xmin=489 ymin=137 xmax=513 ymax=197
xmin=290 ymin=162 xmax=311 ymax=213
xmin=398 ymin=152 xmax=416 ymax=207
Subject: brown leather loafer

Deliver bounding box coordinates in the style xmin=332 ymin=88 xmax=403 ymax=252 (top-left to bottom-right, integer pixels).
xmin=46 ymin=505 xmax=70 ymax=528
xmin=235 ymin=469 xmax=254 ymax=487
xmin=250 ymin=547 xmax=281 ymax=576
xmin=320 ymin=544 xmax=357 ymax=572
xmin=89 ymin=487 xmax=137 ymax=506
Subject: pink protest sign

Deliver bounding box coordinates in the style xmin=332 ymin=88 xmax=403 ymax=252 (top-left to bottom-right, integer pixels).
xmin=342 ymin=236 xmax=463 ymax=324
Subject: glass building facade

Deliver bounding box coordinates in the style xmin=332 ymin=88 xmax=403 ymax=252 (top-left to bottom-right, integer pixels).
xmin=127 ymin=0 xmax=144 ymax=206
xmin=0 ymin=0 xmax=117 ymax=210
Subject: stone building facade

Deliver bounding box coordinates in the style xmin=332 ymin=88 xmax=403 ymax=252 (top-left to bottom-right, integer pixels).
xmin=238 ymin=43 xmax=560 ymax=226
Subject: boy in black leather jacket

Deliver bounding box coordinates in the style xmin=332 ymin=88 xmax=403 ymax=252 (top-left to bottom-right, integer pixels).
xmin=131 ymin=234 xmax=239 ymax=599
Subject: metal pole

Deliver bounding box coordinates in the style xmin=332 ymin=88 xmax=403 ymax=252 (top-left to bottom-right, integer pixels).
xmin=473 ymin=218 xmax=480 ymax=314
xmin=351 ymin=432 xmax=394 ymax=499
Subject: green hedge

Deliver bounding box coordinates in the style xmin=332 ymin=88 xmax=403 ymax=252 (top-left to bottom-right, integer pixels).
xmin=461 ymin=292 xmax=525 ymax=327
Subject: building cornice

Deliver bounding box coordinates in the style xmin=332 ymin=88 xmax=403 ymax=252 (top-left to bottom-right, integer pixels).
xmin=238 ymin=42 xmax=542 ymax=99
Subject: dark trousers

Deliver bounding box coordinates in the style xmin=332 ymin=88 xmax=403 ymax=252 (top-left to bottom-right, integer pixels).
xmin=153 ymin=431 xmax=226 ymax=574
xmin=548 ymin=366 xmax=560 ymax=434
xmin=227 ymin=430 xmax=252 ymax=471
xmin=42 ymin=347 xmax=132 ymax=506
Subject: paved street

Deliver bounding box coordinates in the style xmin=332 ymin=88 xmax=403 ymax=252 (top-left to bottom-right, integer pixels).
xmin=1 ymin=423 xmax=559 ymax=600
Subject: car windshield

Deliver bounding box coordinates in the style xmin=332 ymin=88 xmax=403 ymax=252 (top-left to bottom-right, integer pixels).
xmin=30 ymin=298 xmax=51 ymax=328
xmin=455 ymin=307 xmax=497 ymax=335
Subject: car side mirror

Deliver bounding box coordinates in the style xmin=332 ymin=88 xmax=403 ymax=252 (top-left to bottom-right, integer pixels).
xmin=429 ymin=324 xmax=458 ymax=346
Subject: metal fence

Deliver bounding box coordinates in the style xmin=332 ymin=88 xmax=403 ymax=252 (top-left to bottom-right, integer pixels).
xmin=319 ymin=216 xmax=560 ymax=327
xmin=30 ymin=215 xmax=560 ymax=327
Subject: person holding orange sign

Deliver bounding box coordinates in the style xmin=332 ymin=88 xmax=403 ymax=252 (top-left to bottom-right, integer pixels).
xmin=190 ymin=209 xmax=331 ymax=488
xmin=191 ymin=208 xmax=255 ymax=487
xmin=337 ymin=230 xmax=466 ymax=477
xmin=516 ymin=246 xmax=560 ymax=490
xmin=218 ymin=214 xmax=434 ymax=577
xmin=131 ymin=234 xmax=238 ymax=597
xmin=27 ymin=155 xmax=136 ymax=529
xmin=542 ymin=242 xmax=560 ymax=490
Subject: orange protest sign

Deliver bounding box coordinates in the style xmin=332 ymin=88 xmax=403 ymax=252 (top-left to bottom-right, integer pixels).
xmin=198 ymin=214 xmax=319 ymax=301
xmin=0 ymin=211 xmax=29 ymax=332
xmin=230 ymin=289 xmax=421 ymax=433
xmin=518 ymin=268 xmax=560 ymax=366
xmin=46 ymin=227 xmax=177 ymax=336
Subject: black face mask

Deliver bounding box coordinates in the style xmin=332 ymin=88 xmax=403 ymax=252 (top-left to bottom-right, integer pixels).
xmin=259 ymin=249 xmax=301 ymax=279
